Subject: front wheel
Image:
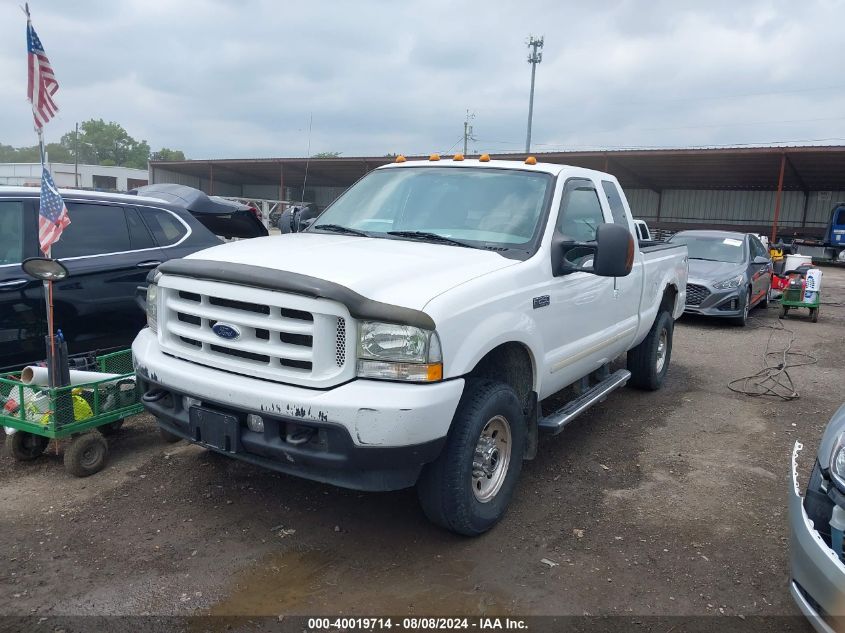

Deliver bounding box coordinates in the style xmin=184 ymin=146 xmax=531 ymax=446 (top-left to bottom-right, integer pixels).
xmin=417 ymin=380 xmax=526 ymax=536
xmin=731 ymin=288 xmax=751 ymax=326
xmin=64 ymin=433 xmax=108 ymax=477
xmin=627 ymin=310 xmax=674 ymax=391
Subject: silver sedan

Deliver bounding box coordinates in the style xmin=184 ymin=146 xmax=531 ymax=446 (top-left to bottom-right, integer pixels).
xmin=667 ymin=230 xmax=772 ymax=326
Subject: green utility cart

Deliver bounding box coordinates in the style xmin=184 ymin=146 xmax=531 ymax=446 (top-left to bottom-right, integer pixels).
xmin=778 ymin=269 xmax=821 ymax=323
xmin=0 ymin=350 xmax=142 ymax=476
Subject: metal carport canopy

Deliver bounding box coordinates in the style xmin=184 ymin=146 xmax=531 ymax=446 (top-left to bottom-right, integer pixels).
xmin=149 ymin=145 xmax=845 ymax=193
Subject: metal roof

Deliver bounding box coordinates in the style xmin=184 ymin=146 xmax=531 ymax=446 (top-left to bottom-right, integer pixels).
xmin=149 ymin=145 xmax=845 ymax=192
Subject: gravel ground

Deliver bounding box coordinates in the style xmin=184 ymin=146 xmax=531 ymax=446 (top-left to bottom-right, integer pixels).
xmin=2 ymin=267 xmax=844 ymax=629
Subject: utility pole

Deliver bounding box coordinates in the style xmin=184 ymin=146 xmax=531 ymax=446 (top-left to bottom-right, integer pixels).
xmin=73 ymin=122 xmax=79 ymax=187
xmin=525 ymin=35 xmax=544 ymax=153
xmin=463 ymin=110 xmax=476 ymax=156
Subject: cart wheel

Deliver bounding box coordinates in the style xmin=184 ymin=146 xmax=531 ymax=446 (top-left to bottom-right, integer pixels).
xmin=811 ymin=307 xmax=819 ymax=323
xmin=5 ymin=432 xmax=49 ymax=462
xmin=64 ymin=433 xmax=108 ymax=477
xmin=98 ymin=419 xmax=125 ymax=436
xmin=779 ymin=305 xmax=789 ymax=319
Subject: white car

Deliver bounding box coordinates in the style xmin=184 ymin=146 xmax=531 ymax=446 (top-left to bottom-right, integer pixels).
xmin=133 ymin=156 xmax=688 ymax=535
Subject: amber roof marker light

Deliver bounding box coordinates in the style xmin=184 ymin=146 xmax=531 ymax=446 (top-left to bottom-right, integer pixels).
xmin=453 ymin=153 xmax=465 ymax=161
xmin=429 ymin=153 xmax=441 ymax=161
xmin=525 ymin=156 xmax=537 ymax=165
xmin=395 ymin=155 xmax=406 ymax=163
xmin=479 ymin=154 xmax=491 ymax=162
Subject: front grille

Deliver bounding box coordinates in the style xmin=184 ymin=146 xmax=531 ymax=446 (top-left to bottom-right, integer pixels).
xmin=686 ymin=283 xmax=710 ymax=306
xmin=158 ymin=278 xmax=354 ymax=388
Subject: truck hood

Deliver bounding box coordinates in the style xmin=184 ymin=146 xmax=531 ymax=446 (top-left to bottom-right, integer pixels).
xmin=183 ymin=233 xmax=519 ymax=311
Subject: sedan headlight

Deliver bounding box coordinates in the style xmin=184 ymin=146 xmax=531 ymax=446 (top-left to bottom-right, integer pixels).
xmin=831 ymin=431 xmax=845 ymax=491
xmin=713 ymin=274 xmax=744 ymax=290
xmin=357 ymin=321 xmax=442 ymax=382
xmin=146 ymin=283 xmax=158 ymax=333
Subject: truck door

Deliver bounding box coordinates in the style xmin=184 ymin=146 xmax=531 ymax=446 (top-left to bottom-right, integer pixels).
xmin=600 ymin=180 xmax=645 ymax=348
xmin=539 ymin=178 xmax=620 ymax=396
xmin=0 ymin=198 xmax=45 ymax=370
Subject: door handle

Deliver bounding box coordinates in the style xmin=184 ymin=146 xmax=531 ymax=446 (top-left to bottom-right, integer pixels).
xmin=0 ymin=278 xmax=28 ymax=290
xmin=136 ymin=260 xmax=162 ymax=269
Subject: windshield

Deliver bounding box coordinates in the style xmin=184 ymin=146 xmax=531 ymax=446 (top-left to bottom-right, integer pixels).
xmin=669 ymin=234 xmax=746 ymax=264
xmin=310 ymin=167 xmax=552 ymax=250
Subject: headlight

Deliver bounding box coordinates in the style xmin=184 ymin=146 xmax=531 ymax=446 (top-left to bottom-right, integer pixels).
xmin=831 ymin=432 xmax=845 ymax=490
xmin=713 ymin=274 xmax=744 ymax=290
xmin=357 ymin=321 xmax=442 ymax=382
xmin=146 ymin=283 xmax=158 ymax=333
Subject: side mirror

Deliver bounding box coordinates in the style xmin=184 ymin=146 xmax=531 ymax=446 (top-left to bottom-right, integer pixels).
xmin=22 ymin=257 xmax=69 ymax=281
xmin=752 ymin=255 xmax=770 ymax=265
xmin=593 ymin=223 xmax=635 ymax=277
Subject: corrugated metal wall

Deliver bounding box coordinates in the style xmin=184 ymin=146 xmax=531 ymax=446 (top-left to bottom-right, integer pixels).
xmin=624 ymin=188 xmax=839 ymax=228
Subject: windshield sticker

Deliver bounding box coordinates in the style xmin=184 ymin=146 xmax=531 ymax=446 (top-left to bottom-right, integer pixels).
xmin=723 ymin=238 xmax=742 ymax=247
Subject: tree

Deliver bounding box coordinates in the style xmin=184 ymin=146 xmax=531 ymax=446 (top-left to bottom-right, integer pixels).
xmin=151 ymin=148 xmax=186 ymax=162
xmin=3 ymin=120 xmax=185 ymax=168
xmin=312 ymin=151 xmax=342 ymax=158
xmin=59 ymin=119 xmax=151 ymax=169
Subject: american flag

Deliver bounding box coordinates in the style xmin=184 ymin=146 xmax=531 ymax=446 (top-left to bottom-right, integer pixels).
xmin=38 ymin=166 xmax=70 ymax=255
xmin=27 ymin=21 xmax=59 ymax=129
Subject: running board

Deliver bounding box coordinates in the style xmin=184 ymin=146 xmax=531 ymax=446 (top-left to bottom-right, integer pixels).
xmin=538 ymin=369 xmax=631 ymax=435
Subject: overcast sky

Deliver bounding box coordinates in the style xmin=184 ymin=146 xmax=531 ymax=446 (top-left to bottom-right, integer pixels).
xmin=2 ymin=0 xmax=844 ymax=159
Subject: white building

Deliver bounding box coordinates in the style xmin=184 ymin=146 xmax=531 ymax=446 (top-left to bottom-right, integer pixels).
xmin=0 ymin=162 xmax=148 ymax=191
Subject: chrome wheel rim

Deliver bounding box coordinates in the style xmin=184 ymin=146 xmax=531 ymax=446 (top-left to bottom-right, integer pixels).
xmin=655 ymin=328 xmax=668 ymax=374
xmin=472 ymin=415 xmax=512 ymax=503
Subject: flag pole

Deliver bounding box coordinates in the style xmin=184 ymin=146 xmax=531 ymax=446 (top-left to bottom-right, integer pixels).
xmin=28 ymin=1 xmax=57 ymax=388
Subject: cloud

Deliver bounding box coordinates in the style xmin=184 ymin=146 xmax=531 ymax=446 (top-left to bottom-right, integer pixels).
xmin=2 ymin=0 xmax=844 ymax=158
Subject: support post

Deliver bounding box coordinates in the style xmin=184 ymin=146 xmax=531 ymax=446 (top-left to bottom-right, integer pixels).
xmin=656 ymin=190 xmax=663 ymax=222
xmin=800 ymin=190 xmax=810 ymax=229
xmin=771 ymin=154 xmax=786 ymax=243
xmin=278 ymin=163 xmax=285 ymax=201
xmin=209 ymin=163 xmax=214 ymax=196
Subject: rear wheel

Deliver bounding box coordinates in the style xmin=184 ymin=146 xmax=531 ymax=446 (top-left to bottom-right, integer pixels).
xmin=417 ymin=380 xmax=525 ymax=536
xmin=779 ymin=305 xmax=789 ymax=319
xmin=5 ymin=432 xmax=49 ymax=462
xmin=627 ymin=310 xmax=673 ymax=391
xmin=811 ymin=307 xmax=819 ymax=323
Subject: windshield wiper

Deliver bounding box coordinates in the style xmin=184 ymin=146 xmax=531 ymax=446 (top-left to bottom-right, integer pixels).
xmin=386 ymin=231 xmax=474 ymax=248
xmin=688 ymin=257 xmax=721 ymax=262
xmin=312 ymin=224 xmax=369 ymax=237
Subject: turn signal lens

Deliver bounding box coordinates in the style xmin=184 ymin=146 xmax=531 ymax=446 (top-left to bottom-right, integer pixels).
xmin=525 ymin=156 xmax=537 ymax=165
xmin=479 ymin=153 xmax=491 ymax=162
xmin=429 ymin=153 xmax=441 ymax=161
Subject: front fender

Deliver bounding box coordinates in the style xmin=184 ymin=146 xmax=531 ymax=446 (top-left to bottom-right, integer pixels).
xmin=440 ymin=309 xmax=543 ymax=391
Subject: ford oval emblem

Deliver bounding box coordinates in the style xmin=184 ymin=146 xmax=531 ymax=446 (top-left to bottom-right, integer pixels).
xmin=211 ymin=323 xmax=241 ymax=340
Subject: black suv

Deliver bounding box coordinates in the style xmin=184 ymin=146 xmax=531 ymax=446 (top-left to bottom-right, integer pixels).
xmin=0 ymin=186 xmax=265 ymax=371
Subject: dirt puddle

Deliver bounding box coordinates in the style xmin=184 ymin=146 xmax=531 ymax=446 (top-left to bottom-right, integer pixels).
xmin=203 ymin=548 xmax=513 ymax=617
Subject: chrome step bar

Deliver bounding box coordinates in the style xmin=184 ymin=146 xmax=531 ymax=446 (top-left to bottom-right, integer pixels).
xmin=538 ymin=369 xmax=631 ymax=435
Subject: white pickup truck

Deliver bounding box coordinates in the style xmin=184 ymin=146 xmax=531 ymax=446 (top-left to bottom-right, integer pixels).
xmin=133 ymin=156 xmax=688 ymax=535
